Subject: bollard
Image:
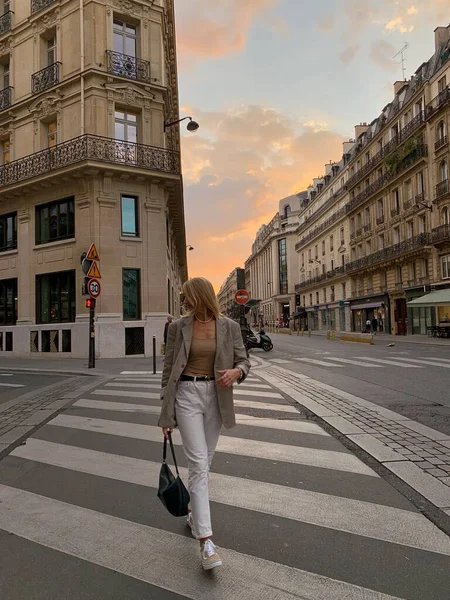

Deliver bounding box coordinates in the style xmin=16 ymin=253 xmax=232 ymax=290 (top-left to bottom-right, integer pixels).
xmin=308 ymin=330 xmax=311 ymax=338
xmin=326 ymin=330 xmax=330 ymax=340
xmin=153 ymin=335 xmax=157 ymax=374
xmin=301 ymin=329 xmax=304 ymax=336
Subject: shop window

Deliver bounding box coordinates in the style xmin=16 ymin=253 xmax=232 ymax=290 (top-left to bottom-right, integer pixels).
xmin=121 ymin=195 xmax=139 ymax=237
xmin=0 ymin=211 xmax=17 ymax=252
xmin=123 ymin=268 xmax=141 ymax=320
xmin=36 ymin=270 xmax=75 ymax=324
xmin=0 ymin=277 xmax=17 ymax=325
xmin=36 ymin=197 xmax=75 ymax=244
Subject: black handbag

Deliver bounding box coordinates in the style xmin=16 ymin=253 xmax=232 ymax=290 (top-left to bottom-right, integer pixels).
xmin=157 ymin=432 xmax=190 ymax=517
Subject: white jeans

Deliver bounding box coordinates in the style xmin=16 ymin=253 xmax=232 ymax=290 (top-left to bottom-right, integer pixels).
xmin=175 ymin=380 xmax=222 ymax=539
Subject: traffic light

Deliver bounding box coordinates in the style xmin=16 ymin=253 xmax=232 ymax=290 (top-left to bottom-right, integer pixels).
xmin=85 ymin=298 xmax=96 ymax=309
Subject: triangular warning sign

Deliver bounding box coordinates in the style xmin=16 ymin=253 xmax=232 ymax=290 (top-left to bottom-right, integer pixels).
xmin=86 ymin=243 xmax=100 ymax=261
xmin=87 ymin=262 xmax=101 ymax=278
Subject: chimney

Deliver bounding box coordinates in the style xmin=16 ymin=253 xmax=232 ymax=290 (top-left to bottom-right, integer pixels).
xmin=343 ymin=140 xmax=354 ymax=154
xmin=354 ymin=123 xmax=368 ymax=139
xmin=393 ymin=81 xmax=407 ymax=95
xmin=325 ymin=163 xmax=334 ymax=176
xmin=434 ymin=24 xmax=450 ymax=51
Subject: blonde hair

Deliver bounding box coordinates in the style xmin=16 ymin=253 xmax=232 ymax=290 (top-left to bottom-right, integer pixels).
xmin=183 ymin=277 xmax=220 ymax=319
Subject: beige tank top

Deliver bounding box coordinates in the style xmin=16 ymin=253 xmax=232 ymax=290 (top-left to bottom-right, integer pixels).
xmin=184 ymin=337 xmax=216 ymax=377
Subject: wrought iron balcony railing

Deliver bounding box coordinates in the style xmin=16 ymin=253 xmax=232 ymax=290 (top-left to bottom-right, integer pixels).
xmin=346 ymin=233 xmax=432 ymax=274
xmin=0 ymin=86 xmax=12 ymax=111
xmin=31 ymin=0 xmax=56 ymax=15
xmin=0 ymin=11 xmax=12 ymax=36
xmin=436 ymin=179 xmax=449 ymax=199
xmin=391 ymin=207 xmax=400 ymax=218
xmin=403 ymin=199 xmax=413 ymax=210
xmin=435 ymin=136 xmax=448 ymax=152
xmin=295 ymin=266 xmax=346 ymax=291
xmin=432 ymin=224 xmax=450 ymax=244
xmin=106 ymin=50 xmax=152 ymax=83
xmin=415 ymin=192 xmax=425 ymax=204
xmin=295 ymin=206 xmax=347 ymax=252
xmin=0 ymin=134 xmax=181 ymax=188
xmin=32 ymin=62 xmax=61 ymax=95
xmin=426 ymin=86 xmax=450 ymax=117
xmin=376 ymin=215 xmax=385 ymax=225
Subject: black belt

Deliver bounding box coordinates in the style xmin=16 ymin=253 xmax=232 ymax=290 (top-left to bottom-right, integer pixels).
xmin=180 ymin=375 xmax=215 ymax=382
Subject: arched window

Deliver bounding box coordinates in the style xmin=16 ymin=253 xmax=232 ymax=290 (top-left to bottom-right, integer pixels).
xmin=437 ymin=120 xmax=446 ymax=141
xmin=442 ymin=206 xmax=449 ymax=226
xmin=284 ymin=205 xmax=291 ymax=219
xmin=440 ymin=160 xmax=448 ymax=182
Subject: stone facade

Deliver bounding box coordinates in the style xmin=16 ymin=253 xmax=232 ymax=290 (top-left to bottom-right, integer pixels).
xmin=217 ymin=267 xmax=245 ymax=318
xmin=0 ymin=0 xmax=187 ymax=358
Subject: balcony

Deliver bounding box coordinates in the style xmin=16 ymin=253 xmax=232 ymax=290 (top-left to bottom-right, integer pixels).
xmin=391 ymin=207 xmax=400 ymax=218
xmin=32 ymin=62 xmax=61 ymax=95
xmin=436 ymin=179 xmax=449 ymax=199
xmin=0 ymin=11 xmax=12 ymax=36
xmin=376 ymin=215 xmax=385 ymax=226
xmin=426 ymin=86 xmax=450 ymax=118
xmin=295 ymin=205 xmax=346 ymax=252
xmin=106 ymin=50 xmax=152 ymax=84
xmin=0 ymin=134 xmax=181 ymax=189
xmin=435 ymin=136 xmax=448 ymax=152
xmin=346 ymin=111 xmax=425 ymax=190
xmin=346 ymin=233 xmax=432 ymax=274
xmin=31 ymin=0 xmax=56 ymax=14
xmin=295 ymin=266 xmax=345 ymax=291
xmin=415 ymin=192 xmax=425 ymax=205
xmin=432 ymin=224 xmax=450 ymax=245
xmin=0 ymin=86 xmax=12 ymax=111
xmin=403 ymin=199 xmax=413 ymax=210
xmin=347 ymin=173 xmax=388 ymax=212
xmin=363 ymin=223 xmax=371 ymax=232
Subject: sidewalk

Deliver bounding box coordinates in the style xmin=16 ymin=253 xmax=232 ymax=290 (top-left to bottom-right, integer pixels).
xmin=272 ymin=330 xmax=450 ymax=346
xmin=0 ymin=356 xmax=166 ymax=376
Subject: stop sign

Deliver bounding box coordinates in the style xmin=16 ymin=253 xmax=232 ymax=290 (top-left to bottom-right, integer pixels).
xmin=235 ymin=289 xmax=250 ymax=305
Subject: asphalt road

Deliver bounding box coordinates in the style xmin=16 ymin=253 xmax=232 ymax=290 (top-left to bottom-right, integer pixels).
xmin=0 ymin=372 xmax=68 ymax=406
xmin=0 ymin=370 xmax=449 ymax=599
xmin=255 ymin=333 xmax=450 ymax=435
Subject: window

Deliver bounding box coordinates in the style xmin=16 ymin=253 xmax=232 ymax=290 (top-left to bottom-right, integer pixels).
xmin=396 ymin=266 xmax=403 ymax=285
xmin=365 ymin=151 xmax=370 ymax=164
xmin=0 ymin=212 xmax=16 ymax=252
xmin=115 ymin=110 xmax=137 ymax=143
xmin=316 ymin=291 xmax=319 ymax=305
xmin=341 ymin=254 xmax=345 ymax=267
xmin=322 ymin=240 xmax=325 ymax=256
xmin=407 ymin=220 xmax=414 ymax=238
xmin=301 ymin=253 xmax=304 ymax=267
xmin=421 ymin=258 xmax=429 ymax=278
xmin=113 ymin=20 xmax=137 ymax=57
xmin=314 ymin=245 xmax=318 ymax=259
xmin=378 ymin=233 xmax=385 ymax=250
xmin=440 ymin=160 xmax=448 ymax=182
xmin=419 ymin=214 xmax=426 ymax=234
xmin=365 ymin=207 xmax=370 ymax=226
xmin=342 ymin=282 xmax=346 ymax=299
xmin=1 ymin=138 xmax=10 ymax=165
xmin=0 ymin=278 xmax=17 ymax=325
xmin=357 ymin=213 xmax=362 ymax=229
xmin=393 ymin=227 xmax=400 ymax=244
xmin=340 ymin=228 xmax=344 ymax=245
xmin=123 ymin=268 xmax=141 ymax=319
xmin=36 ymin=270 xmax=75 ymax=324
xmin=437 ymin=120 xmax=446 ymax=141
xmin=416 ymin=171 xmax=424 ymax=196
xmin=409 ymin=262 xmax=416 ymax=282
xmin=377 ymin=198 xmax=384 ymax=218
xmin=283 ymin=205 xmax=291 ymax=219
xmin=405 ymin=179 xmax=412 ymax=201
xmin=330 ymin=235 xmax=334 ymax=251
xmin=323 ymin=288 xmax=327 ymax=303
xmin=47 ymin=122 xmax=57 ymax=148
xmin=121 ymin=195 xmax=139 ymax=237
xmin=309 ymin=293 xmax=312 ymax=306
xmin=380 ymin=270 xmax=387 ymax=288
xmin=2 ymin=59 xmax=9 ymax=89
xmin=330 ymin=286 xmax=335 ymax=302
xmin=366 ymin=240 xmax=371 ymax=255
xmin=392 ymin=189 xmax=400 ymax=212
xmin=438 ymin=76 xmax=447 ymax=93
xmin=308 ymin=249 xmax=311 ymax=261
xmin=278 ymin=239 xmax=288 ymax=295
xmin=442 ymin=207 xmax=449 ymax=226
xmin=36 ymin=197 xmax=75 ymax=245
xmin=47 ymin=37 xmax=57 ymax=66
xmin=442 ymin=255 xmax=450 ymax=279
xmin=350 ymin=217 xmax=355 ymax=234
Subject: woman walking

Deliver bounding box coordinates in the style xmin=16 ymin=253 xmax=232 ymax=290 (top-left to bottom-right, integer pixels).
xmin=159 ymin=277 xmax=250 ymax=570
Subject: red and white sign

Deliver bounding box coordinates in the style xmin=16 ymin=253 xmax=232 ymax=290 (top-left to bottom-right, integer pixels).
xmin=88 ymin=278 xmax=101 ymax=299
xmin=235 ymin=289 xmax=250 ymax=305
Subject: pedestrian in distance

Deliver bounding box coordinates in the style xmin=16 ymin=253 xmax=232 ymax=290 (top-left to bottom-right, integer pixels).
xmin=366 ymin=318 xmax=372 ymax=333
xmin=163 ymin=316 xmax=173 ymax=345
xmin=371 ymin=316 xmax=378 ymax=334
xmin=159 ymin=277 xmax=250 ymax=571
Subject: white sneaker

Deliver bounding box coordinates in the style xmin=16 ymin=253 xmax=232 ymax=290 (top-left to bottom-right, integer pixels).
xmin=186 ymin=512 xmax=196 ymax=538
xmin=201 ymin=539 xmax=222 ymax=570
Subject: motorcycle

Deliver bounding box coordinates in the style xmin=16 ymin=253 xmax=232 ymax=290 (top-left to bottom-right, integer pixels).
xmin=246 ymin=327 xmax=273 ymax=352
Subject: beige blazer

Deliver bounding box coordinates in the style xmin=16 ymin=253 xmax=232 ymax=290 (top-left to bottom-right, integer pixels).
xmin=158 ymin=316 xmax=251 ymax=429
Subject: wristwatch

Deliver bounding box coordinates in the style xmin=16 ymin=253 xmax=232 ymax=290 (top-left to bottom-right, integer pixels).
xmin=236 ymin=367 xmax=244 ymax=382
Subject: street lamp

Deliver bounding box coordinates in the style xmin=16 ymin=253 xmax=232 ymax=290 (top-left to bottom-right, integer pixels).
xmin=164 ymin=116 xmax=199 ymax=133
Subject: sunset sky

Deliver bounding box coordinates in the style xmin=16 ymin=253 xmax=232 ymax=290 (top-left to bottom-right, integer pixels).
xmin=175 ymin=0 xmax=450 ymax=290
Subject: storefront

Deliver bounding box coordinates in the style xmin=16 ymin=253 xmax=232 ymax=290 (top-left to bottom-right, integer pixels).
xmin=350 ymin=295 xmax=390 ymax=333
xmin=307 ymin=307 xmax=319 ymax=331
xmin=406 ymin=289 xmax=436 ymax=335
xmin=407 ymin=288 xmax=450 ymax=332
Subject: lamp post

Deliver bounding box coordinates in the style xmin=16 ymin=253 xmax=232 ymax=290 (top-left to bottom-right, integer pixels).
xmin=164 ymin=116 xmax=199 ymax=133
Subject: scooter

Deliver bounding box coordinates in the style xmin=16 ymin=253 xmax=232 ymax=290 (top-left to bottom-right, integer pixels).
xmin=246 ymin=327 xmax=273 ymax=352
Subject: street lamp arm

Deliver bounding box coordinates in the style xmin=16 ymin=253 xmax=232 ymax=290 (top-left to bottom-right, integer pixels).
xmin=164 ymin=116 xmax=199 ymax=133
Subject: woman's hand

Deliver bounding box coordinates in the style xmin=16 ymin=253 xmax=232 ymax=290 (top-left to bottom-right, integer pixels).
xmin=162 ymin=427 xmax=172 ymax=439
xmin=216 ymin=369 xmax=241 ymax=388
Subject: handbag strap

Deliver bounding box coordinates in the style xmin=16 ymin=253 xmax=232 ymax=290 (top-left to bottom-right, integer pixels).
xmin=163 ymin=432 xmax=180 ymax=476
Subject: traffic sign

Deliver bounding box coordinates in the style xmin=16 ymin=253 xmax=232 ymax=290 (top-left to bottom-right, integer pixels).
xmin=88 ymin=278 xmax=101 ymax=298
xmin=235 ymin=289 xmax=250 ymax=305
xmin=86 ymin=243 xmax=100 ymax=262
xmin=87 ymin=261 xmax=101 ymax=278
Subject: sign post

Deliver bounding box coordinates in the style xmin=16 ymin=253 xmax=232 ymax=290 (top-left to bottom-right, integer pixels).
xmin=235 ymin=289 xmax=250 ymax=353
xmin=83 ymin=244 xmax=101 ymax=369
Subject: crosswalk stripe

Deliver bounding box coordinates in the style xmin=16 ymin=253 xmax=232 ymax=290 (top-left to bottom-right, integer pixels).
xmin=93 ymin=389 xmax=160 ymax=399
xmin=0 ymin=373 xmax=14 ymax=376
xmin=319 ymin=357 xmax=384 ymax=368
xmin=294 ymin=358 xmax=345 ymax=367
xmin=234 ymin=389 xmax=283 ymax=399
xmin=119 ymin=371 xmax=162 ymax=375
xmin=357 ymin=357 xmax=423 ymax=368
xmin=72 ymin=399 xmax=329 ymax=436
xmin=0 ymin=382 xmax=25 ymax=388
xmin=105 ymin=382 xmax=161 ymax=389
xmin=112 ymin=378 xmax=161 ymax=383
xmin=416 ymin=356 xmax=450 ymax=363
xmin=49 ymin=415 xmax=373 ymax=475
xmin=234 ymin=382 xmax=272 ymax=389
xmin=10 ymin=441 xmax=450 ymax=555
xmin=390 ymin=357 xmax=450 ymax=368
xmin=234 ymin=399 xmax=300 ymax=413
xmin=0 ymin=484 xmax=406 ymax=600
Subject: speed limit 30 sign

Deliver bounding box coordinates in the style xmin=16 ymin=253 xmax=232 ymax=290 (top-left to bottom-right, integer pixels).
xmin=88 ymin=278 xmax=101 ymax=299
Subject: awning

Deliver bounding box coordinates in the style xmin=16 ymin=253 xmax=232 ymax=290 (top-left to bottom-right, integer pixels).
xmin=351 ymin=302 xmax=383 ymax=310
xmin=407 ymin=290 xmax=450 ymax=308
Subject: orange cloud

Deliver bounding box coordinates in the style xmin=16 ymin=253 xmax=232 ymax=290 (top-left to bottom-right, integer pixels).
xmin=175 ymin=0 xmax=280 ymax=66
xmin=182 ymin=105 xmax=346 ymax=289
